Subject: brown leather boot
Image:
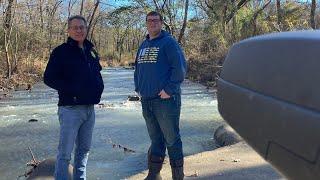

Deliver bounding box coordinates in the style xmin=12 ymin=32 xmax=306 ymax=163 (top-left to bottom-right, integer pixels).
xmin=170 ymin=158 xmax=184 ymax=180
xmin=144 ymin=152 xmax=164 ymax=180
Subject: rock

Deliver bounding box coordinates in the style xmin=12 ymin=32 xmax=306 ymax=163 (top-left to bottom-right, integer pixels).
xmin=187 ymin=170 xmax=199 ymax=177
xmin=128 ymin=95 xmax=140 ymax=101
xmin=26 ymin=84 xmax=32 ymax=91
xmin=27 ymin=158 xmax=73 ymax=180
xmin=98 ymin=103 xmax=115 ymax=108
xmin=233 ymin=159 xmax=241 ymax=162
xmin=214 ymin=125 xmax=243 ymax=147
xmin=28 ymin=119 xmax=38 ymax=122
xmin=128 ymin=62 xmax=135 ymax=66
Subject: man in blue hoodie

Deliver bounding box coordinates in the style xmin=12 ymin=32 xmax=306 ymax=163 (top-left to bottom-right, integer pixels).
xmin=134 ymin=11 xmax=187 ymax=180
xmin=44 ymin=15 xmax=104 ymax=180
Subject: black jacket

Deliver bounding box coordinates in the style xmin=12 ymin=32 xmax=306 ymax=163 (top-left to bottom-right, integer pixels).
xmin=44 ymin=37 xmax=104 ymax=106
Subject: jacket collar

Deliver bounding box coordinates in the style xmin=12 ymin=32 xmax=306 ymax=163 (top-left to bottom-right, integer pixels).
xmin=66 ymin=37 xmax=94 ymax=49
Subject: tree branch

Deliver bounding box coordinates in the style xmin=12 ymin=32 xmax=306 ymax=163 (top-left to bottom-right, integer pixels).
xmin=225 ymin=0 xmax=251 ymax=24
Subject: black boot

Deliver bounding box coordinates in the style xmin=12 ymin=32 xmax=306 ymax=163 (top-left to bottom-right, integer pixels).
xmin=170 ymin=158 xmax=184 ymax=180
xmin=144 ymin=152 xmax=164 ymax=180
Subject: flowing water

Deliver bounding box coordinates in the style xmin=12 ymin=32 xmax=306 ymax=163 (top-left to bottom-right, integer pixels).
xmin=0 ymin=68 xmax=223 ymax=180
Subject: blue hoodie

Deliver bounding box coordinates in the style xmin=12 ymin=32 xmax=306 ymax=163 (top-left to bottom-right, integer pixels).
xmin=134 ymin=30 xmax=187 ymax=98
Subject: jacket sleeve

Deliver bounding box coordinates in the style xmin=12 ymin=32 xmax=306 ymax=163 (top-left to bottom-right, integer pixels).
xmin=163 ymin=39 xmax=187 ymax=96
xmin=43 ymin=48 xmax=72 ymax=94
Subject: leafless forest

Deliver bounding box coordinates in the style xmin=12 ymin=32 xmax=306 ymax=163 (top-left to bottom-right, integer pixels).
xmin=0 ymin=0 xmax=318 ymax=90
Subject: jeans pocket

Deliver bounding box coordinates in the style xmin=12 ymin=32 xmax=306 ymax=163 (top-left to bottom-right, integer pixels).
xmin=169 ymin=95 xmax=181 ymax=108
xmin=159 ymin=96 xmax=180 ymax=110
xmin=160 ymin=96 xmax=173 ymax=101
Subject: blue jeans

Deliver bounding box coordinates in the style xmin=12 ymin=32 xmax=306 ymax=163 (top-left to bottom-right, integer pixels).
xmin=55 ymin=105 xmax=95 ymax=180
xmin=141 ymin=94 xmax=183 ymax=160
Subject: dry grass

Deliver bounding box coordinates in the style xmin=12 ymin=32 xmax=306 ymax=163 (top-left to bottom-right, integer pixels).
xmin=101 ymin=54 xmax=135 ymax=67
xmin=0 ymin=57 xmax=45 ymax=92
xmin=187 ymin=49 xmax=226 ymax=88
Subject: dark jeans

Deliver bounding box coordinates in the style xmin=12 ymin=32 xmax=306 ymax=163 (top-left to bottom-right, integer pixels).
xmin=141 ymin=94 xmax=183 ymax=161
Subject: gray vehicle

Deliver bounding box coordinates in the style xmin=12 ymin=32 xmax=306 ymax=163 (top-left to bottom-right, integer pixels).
xmin=218 ymin=30 xmax=320 ymax=180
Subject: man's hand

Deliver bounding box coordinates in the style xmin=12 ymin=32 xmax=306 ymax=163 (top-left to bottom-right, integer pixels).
xmin=158 ymin=89 xmax=170 ymax=99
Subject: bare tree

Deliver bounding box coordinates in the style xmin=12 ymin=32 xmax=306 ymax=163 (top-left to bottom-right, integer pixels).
xmin=152 ymin=0 xmax=173 ymax=33
xmin=178 ymin=0 xmax=189 ymax=44
xmin=61 ymin=0 xmax=77 ymax=32
xmin=225 ymin=0 xmax=250 ymax=24
xmin=199 ymin=0 xmax=251 ymax=27
xmin=148 ymin=0 xmax=190 ymax=40
xmin=107 ymin=6 xmax=145 ymax=61
xmin=251 ymin=0 xmax=271 ymax=35
xmin=80 ymin=0 xmax=85 ymax=15
xmin=87 ymin=0 xmax=100 ymax=40
xmin=47 ymin=0 xmax=63 ymax=53
xmin=3 ymin=0 xmax=15 ymax=78
xmin=310 ymin=0 xmax=316 ymax=29
xmin=276 ymin=0 xmax=282 ymax=30
xmin=39 ymin=0 xmax=44 ymax=33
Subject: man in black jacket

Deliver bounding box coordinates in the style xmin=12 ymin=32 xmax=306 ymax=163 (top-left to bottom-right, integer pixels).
xmin=44 ymin=15 xmax=104 ymax=180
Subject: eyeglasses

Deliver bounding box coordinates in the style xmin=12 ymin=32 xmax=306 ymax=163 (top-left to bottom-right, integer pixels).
xmin=69 ymin=25 xmax=87 ymax=31
xmin=146 ymin=19 xmax=161 ymax=24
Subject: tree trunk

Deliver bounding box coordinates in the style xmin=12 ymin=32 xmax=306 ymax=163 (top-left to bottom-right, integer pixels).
xmin=47 ymin=1 xmax=62 ymax=53
xmin=12 ymin=29 xmax=19 ymax=73
xmin=178 ymin=0 xmax=189 ymax=44
xmin=4 ymin=33 xmax=12 ymax=78
xmin=222 ymin=2 xmax=227 ymax=33
xmin=39 ymin=0 xmax=44 ymax=33
xmin=3 ymin=0 xmax=14 ymax=78
xmin=231 ymin=0 xmax=237 ymax=41
xmin=276 ymin=0 xmax=282 ymax=30
xmin=87 ymin=0 xmax=100 ymax=40
xmin=310 ymin=0 xmax=316 ymax=29
xmin=165 ymin=1 xmax=175 ymax=36
xmin=80 ymin=0 xmax=85 ymax=16
xmin=225 ymin=0 xmax=250 ymax=24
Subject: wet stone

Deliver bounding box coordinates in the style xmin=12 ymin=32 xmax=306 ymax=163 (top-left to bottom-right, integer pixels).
xmin=128 ymin=95 xmax=140 ymax=101
xmin=28 ymin=119 xmax=38 ymax=122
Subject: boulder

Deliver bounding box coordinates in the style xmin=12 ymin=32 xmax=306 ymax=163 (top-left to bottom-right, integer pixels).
xmin=28 ymin=119 xmax=38 ymax=122
xmin=27 ymin=158 xmax=73 ymax=180
xmin=214 ymin=125 xmax=243 ymax=147
xmin=128 ymin=95 xmax=140 ymax=101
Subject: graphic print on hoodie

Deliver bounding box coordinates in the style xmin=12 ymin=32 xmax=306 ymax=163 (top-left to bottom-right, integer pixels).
xmin=137 ymin=47 xmax=160 ymax=64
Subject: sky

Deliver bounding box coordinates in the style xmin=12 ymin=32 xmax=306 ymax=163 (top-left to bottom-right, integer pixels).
xmin=104 ymin=0 xmax=197 ymax=19
xmin=106 ymin=0 xmax=131 ymax=8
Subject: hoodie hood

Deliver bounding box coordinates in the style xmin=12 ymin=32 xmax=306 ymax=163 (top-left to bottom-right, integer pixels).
xmin=146 ymin=30 xmax=170 ymax=41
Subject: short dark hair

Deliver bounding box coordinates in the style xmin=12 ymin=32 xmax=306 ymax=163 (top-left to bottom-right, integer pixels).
xmin=68 ymin=15 xmax=87 ymax=29
xmin=146 ymin=11 xmax=163 ymax=22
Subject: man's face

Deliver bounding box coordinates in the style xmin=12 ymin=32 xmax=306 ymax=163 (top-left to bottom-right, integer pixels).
xmin=67 ymin=19 xmax=87 ymax=43
xmin=146 ymin=15 xmax=162 ymax=37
